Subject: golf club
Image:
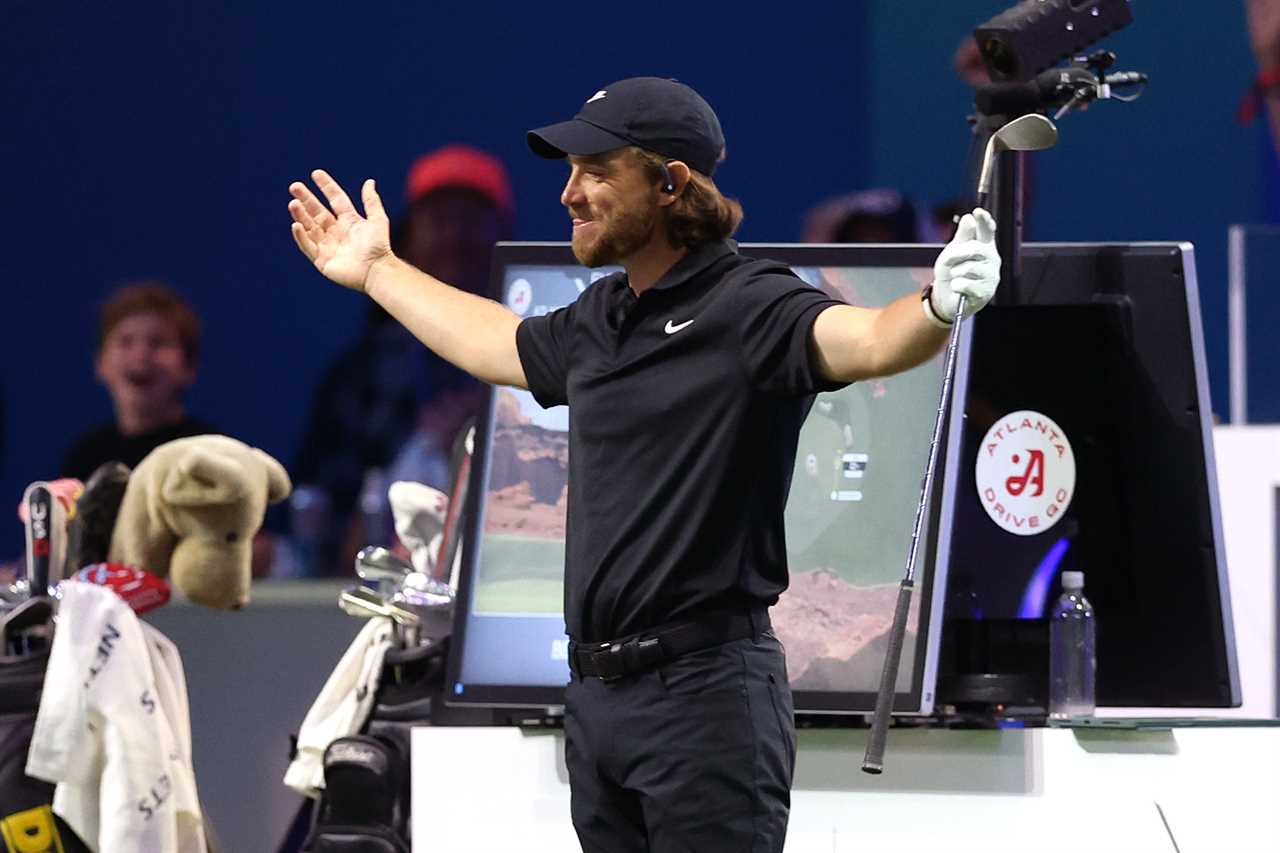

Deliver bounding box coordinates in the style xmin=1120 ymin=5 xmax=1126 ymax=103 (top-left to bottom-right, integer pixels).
xmin=339 ymin=586 xmax=421 ymax=627
xmin=397 ymin=571 xmax=453 ymax=609
xmin=394 ymin=572 xmax=454 ymax=644
xmin=355 ymin=545 xmax=414 ymax=593
xmin=974 ymin=112 xmax=1058 ymax=208
xmin=435 ymin=424 xmax=475 ymax=588
xmin=862 ymin=113 xmax=1059 ymax=775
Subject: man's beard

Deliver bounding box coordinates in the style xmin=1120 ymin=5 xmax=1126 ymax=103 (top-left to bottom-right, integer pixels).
xmin=571 ymin=203 xmax=658 ymax=268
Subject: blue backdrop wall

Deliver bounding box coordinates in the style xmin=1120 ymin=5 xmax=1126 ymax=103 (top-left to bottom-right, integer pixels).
xmin=0 ymin=0 xmax=869 ymax=521
xmin=1 ymin=0 xmax=1270 ymax=530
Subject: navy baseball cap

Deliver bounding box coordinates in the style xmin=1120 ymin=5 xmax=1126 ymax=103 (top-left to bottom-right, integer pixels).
xmin=527 ymin=77 xmax=725 ymax=176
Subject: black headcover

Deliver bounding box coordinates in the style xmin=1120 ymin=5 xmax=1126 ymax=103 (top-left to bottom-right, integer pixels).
xmin=66 ymin=461 xmax=132 ymax=571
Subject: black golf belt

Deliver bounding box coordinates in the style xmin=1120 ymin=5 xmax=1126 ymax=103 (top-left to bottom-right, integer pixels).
xmin=568 ymin=605 xmax=770 ymax=682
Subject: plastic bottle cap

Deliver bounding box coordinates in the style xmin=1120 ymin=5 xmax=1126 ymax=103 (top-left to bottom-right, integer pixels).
xmin=1062 ymin=570 xmax=1085 ymax=590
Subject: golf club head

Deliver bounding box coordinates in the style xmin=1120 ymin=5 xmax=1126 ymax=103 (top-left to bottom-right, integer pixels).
xmin=382 ymin=572 xmax=454 ymax=645
xmin=391 ymin=594 xmax=453 ymax=643
xmin=976 ymin=113 xmax=1059 ymax=201
xmin=338 ymin=586 xmax=421 ymax=626
xmin=1 ymin=580 xmax=31 ymax=607
xmin=338 ymin=587 xmax=380 ymax=619
xmin=354 ymin=545 xmax=413 ymax=585
xmin=398 ymin=571 xmax=453 ymax=608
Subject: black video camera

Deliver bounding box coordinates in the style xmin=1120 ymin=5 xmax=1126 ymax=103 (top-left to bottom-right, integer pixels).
xmin=975 ymin=0 xmax=1133 ymax=82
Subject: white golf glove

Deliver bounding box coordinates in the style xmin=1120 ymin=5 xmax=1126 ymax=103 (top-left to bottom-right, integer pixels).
xmin=923 ymin=208 xmax=1001 ymax=327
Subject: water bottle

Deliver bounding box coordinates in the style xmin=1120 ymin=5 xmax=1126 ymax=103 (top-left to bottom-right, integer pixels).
xmin=1049 ymin=570 xmax=1096 ymax=720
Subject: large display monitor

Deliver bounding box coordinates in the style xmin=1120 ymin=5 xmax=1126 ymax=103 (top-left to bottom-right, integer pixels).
xmin=938 ymin=242 xmax=1240 ymax=711
xmin=445 ymin=242 xmax=955 ymax=715
xmin=445 ymin=241 xmax=1241 ymax=718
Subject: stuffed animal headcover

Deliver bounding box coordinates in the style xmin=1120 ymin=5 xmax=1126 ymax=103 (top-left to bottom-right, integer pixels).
xmin=108 ymin=434 xmax=291 ymax=608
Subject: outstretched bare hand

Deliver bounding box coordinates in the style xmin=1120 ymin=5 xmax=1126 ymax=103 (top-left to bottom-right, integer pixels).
xmin=288 ymin=170 xmax=391 ymax=293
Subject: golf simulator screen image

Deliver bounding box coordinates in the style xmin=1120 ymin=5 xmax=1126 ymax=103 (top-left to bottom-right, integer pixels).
xmin=448 ymin=244 xmax=956 ymax=714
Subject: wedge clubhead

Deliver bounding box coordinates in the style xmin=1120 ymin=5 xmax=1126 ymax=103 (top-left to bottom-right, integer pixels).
xmin=975 ymin=113 xmax=1059 ymax=204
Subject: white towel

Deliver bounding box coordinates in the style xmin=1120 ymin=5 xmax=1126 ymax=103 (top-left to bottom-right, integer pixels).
xmin=26 ymin=581 xmax=205 ymax=853
xmin=283 ymin=616 xmax=394 ymax=798
xmin=388 ymin=480 xmax=448 ymax=577
xmin=141 ymin=622 xmax=204 ymax=849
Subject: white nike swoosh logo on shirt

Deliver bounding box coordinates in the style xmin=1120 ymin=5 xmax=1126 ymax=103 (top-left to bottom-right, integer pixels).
xmin=664 ymin=319 xmax=694 ymax=334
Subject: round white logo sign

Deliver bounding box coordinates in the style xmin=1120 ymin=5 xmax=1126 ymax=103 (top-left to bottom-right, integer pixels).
xmin=974 ymin=410 xmax=1075 ymax=536
xmin=506 ymin=278 xmax=533 ymax=315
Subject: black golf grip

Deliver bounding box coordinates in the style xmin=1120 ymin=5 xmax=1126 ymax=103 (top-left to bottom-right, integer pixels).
xmin=861 ymin=579 xmax=914 ymax=774
xmin=26 ymin=485 xmax=53 ymax=595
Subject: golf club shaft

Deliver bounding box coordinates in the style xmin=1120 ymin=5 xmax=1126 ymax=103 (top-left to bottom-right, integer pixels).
xmin=436 ymin=424 xmax=475 ymax=585
xmin=862 ymin=294 xmax=967 ymax=774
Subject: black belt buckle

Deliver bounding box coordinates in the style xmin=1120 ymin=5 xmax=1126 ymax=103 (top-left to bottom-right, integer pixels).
xmin=594 ymin=641 xmax=627 ymax=683
xmin=581 ymin=636 xmax=663 ymax=682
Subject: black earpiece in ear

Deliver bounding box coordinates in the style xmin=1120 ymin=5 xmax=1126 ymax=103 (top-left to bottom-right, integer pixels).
xmin=659 ymin=162 xmax=675 ymax=194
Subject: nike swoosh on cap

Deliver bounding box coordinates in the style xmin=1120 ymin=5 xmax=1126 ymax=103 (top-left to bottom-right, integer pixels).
xmin=664 ymin=319 xmax=694 ymax=334
xmin=586 ymin=90 xmax=607 ymax=104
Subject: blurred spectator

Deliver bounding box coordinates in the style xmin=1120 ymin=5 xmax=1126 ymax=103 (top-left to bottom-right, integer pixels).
xmin=953 ymin=35 xmax=991 ymax=89
xmin=803 ymin=188 xmax=940 ymax=243
xmin=62 ymin=283 xmax=214 ymax=480
xmin=1245 ymin=0 xmax=1280 ymax=147
xmin=1244 ymin=0 xmax=1280 ymax=225
xmin=290 ymin=145 xmax=514 ymax=575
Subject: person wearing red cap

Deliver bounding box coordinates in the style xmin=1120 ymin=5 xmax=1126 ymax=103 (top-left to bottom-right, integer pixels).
xmin=289 ymin=145 xmax=514 ymax=576
xmin=396 ymin=144 xmax=514 ymax=297
xmin=288 ymin=78 xmax=1000 ymax=850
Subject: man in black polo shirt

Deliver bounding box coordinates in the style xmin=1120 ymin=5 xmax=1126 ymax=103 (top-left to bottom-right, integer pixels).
xmin=287 ymin=77 xmax=999 ymax=852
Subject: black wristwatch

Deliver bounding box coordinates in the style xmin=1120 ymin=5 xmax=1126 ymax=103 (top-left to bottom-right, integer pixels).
xmin=920 ymin=284 xmax=952 ymax=329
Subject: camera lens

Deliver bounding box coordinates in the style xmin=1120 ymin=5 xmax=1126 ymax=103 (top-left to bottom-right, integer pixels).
xmin=981 ymin=37 xmax=1019 ymax=78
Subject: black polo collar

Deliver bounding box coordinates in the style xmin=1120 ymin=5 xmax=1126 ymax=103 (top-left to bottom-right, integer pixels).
xmin=649 ymin=239 xmax=737 ymax=292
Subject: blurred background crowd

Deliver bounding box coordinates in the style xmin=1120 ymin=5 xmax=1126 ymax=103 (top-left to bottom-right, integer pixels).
xmin=3 ymin=1 xmax=1279 ymax=579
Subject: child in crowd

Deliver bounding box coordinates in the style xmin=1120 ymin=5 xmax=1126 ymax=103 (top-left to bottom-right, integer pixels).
xmin=62 ymin=283 xmax=214 ymax=480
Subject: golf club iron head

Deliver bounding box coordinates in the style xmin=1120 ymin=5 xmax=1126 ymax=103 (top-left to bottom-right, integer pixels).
xmin=391 ymin=598 xmax=453 ymax=645
xmin=354 ymin=545 xmax=413 ymax=588
xmin=338 ymin=586 xmax=421 ymax=627
xmin=1 ymin=580 xmax=31 ymax=607
xmin=397 ymin=571 xmax=453 ymax=609
xmin=976 ymin=113 xmax=1059 ymax=200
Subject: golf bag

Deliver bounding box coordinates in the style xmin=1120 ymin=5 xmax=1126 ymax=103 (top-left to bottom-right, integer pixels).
xmin=284 ymin=638 xmax=474 ymax=853
xmin=280 ymin=422 xmax=484 ymax=853
xmin=0 ymin=634 xmax=91 ymax=853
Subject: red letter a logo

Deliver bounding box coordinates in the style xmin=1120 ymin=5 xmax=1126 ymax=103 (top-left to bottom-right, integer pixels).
xmin=1006 ymin=449 xmax=1045 ymax=497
